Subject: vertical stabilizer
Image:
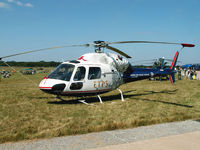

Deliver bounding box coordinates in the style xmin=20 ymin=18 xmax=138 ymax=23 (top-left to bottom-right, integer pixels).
xmin=169 ymin=51 xmax=179 ymax=84
xmin=169 ymin=74 xmax=175 ymax=84
xmin=170 ymin=51 xmax=179 ymax=70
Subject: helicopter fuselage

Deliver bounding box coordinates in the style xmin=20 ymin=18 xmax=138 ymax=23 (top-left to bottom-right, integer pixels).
xmin=39 ymin=52 xmax=128 ymax=96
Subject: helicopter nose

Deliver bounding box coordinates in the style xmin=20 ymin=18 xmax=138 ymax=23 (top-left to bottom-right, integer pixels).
xmin=40 ymin=83 xmax=66 ymax=94
xmin=39 ymin=77 xmax=70 ymax=95
xmin=52 ymin=83 xmax=66 ymax=92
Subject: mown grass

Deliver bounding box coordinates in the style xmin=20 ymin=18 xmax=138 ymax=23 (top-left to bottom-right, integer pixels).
xmin=0 ymin=67 xmax=200 ymax=143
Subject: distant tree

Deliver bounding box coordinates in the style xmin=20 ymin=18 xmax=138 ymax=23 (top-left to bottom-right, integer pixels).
xmin=0 ymin=61 xmax=61 ymax=67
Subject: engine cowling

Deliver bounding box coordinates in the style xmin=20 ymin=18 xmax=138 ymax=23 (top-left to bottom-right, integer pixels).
xmin=77 ymin=52 xmax=130 ymax=73
xmin=107 ymin=53 xmax=130 ymax=73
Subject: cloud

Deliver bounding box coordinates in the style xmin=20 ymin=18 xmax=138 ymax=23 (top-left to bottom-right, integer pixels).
xmin=7 ymin=0 xmax=34 ymax=8
xmin=0 ymin=2 xmax=10 ymax=9
xmin=25 ymin=3 xmax=33 ymax=7
xmin=16 ymin=1 xmax=23 ymax=6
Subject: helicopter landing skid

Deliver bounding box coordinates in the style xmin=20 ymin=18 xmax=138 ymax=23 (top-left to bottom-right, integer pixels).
xmin=78 ymin=94 xmax=103 ymax=105
xmin=78 ymin=100 xmax=94 ymax=105
xmin=79 ymin=90 xmax=124 ymax=105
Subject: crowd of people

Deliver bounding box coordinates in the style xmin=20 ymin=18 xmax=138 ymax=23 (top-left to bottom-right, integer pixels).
xmin=0 ymin=70 xmax=11 ymax=78
xmin=179 ymin=68 xmax=199 ymax=80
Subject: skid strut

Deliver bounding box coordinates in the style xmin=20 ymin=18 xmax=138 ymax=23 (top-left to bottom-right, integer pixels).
xmin=117 ymin=88 xmax=125 ymax=102
xmin=97 ymin=95 xmax=103 ymax=104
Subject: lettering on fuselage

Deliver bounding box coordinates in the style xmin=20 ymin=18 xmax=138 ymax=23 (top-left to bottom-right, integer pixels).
xmin=93 ymin=80 xmax=109 ymax=88
xmin=130 ymin=73 xmax=150 ymax=77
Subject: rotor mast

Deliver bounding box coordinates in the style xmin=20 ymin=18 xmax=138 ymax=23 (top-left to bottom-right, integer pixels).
xmin=94 ymin=40 xmax=107 ymax=53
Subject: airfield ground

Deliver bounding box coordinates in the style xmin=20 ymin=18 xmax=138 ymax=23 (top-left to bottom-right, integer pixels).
xmin=0 ymin=67 xmax=200 ymax=144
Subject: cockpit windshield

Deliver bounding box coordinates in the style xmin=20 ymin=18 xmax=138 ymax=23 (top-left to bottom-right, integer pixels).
xmin=48 ymin=64 xmax=75 ymax=81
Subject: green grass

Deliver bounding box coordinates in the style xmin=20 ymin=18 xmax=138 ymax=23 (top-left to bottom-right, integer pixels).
xmin=0 ymin=67 xmax=200 ymax=143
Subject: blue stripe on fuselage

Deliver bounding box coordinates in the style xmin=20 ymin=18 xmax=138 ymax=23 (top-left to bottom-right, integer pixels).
xmin=123 ymin=68 xmax=175 ymax=82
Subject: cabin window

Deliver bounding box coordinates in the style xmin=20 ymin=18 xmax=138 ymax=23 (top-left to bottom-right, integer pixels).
xmin=48 ymin=64 xmax=75 ymax=81
xmin=73 ymin=66 xmax=86 ymax=81
xmin=88 ymin=67 xmax=101 ymax=80
xmin=70 ymin=82 xmax=83 ymax=90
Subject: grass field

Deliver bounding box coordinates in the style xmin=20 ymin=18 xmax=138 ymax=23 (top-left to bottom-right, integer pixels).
xmin=0 ymin=67 xmax=200 ymax=143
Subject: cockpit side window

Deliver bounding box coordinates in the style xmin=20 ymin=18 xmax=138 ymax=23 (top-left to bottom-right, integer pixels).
xmin=88 ymin=67 xmax=101 ymax=80
xmin=73 ymin=66 xmax=86 ymax=81
xmin=48 ymin=64 xmax=75 ymax=81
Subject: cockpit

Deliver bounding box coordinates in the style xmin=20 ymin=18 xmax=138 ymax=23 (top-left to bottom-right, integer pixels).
xmin=47 ymin=62 xmax=101 ymax=82
xmin=48 ymin=64 xmax=75 ymax=81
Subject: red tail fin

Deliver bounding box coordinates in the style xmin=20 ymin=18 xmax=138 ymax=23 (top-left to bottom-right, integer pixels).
xmin=170 ymin=51 xmax=179 ymax=70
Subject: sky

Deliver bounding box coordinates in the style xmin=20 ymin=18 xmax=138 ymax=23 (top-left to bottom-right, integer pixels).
xmin=0 ymin=0 xmax=199 ymax=65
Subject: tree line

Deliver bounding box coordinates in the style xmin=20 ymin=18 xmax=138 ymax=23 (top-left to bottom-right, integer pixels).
xmin=0 ymin=61 xmax=61 ymax=67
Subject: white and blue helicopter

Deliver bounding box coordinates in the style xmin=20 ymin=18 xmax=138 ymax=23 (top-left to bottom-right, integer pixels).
xmin=0 ymin=41 xmax=195 ymax=104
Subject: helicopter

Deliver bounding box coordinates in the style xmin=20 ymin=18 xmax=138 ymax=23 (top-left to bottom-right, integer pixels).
xmin=0 ymin=41 xmax=195 ymax=104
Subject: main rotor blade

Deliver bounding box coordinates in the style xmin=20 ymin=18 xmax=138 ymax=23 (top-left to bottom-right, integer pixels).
xmin=105 ymin=45 xmax=132 ymax=58
xmin=108 ymin=41 xmax=195 ymax=47
xmin=0 ymin=44 xmax=90 ymax=60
